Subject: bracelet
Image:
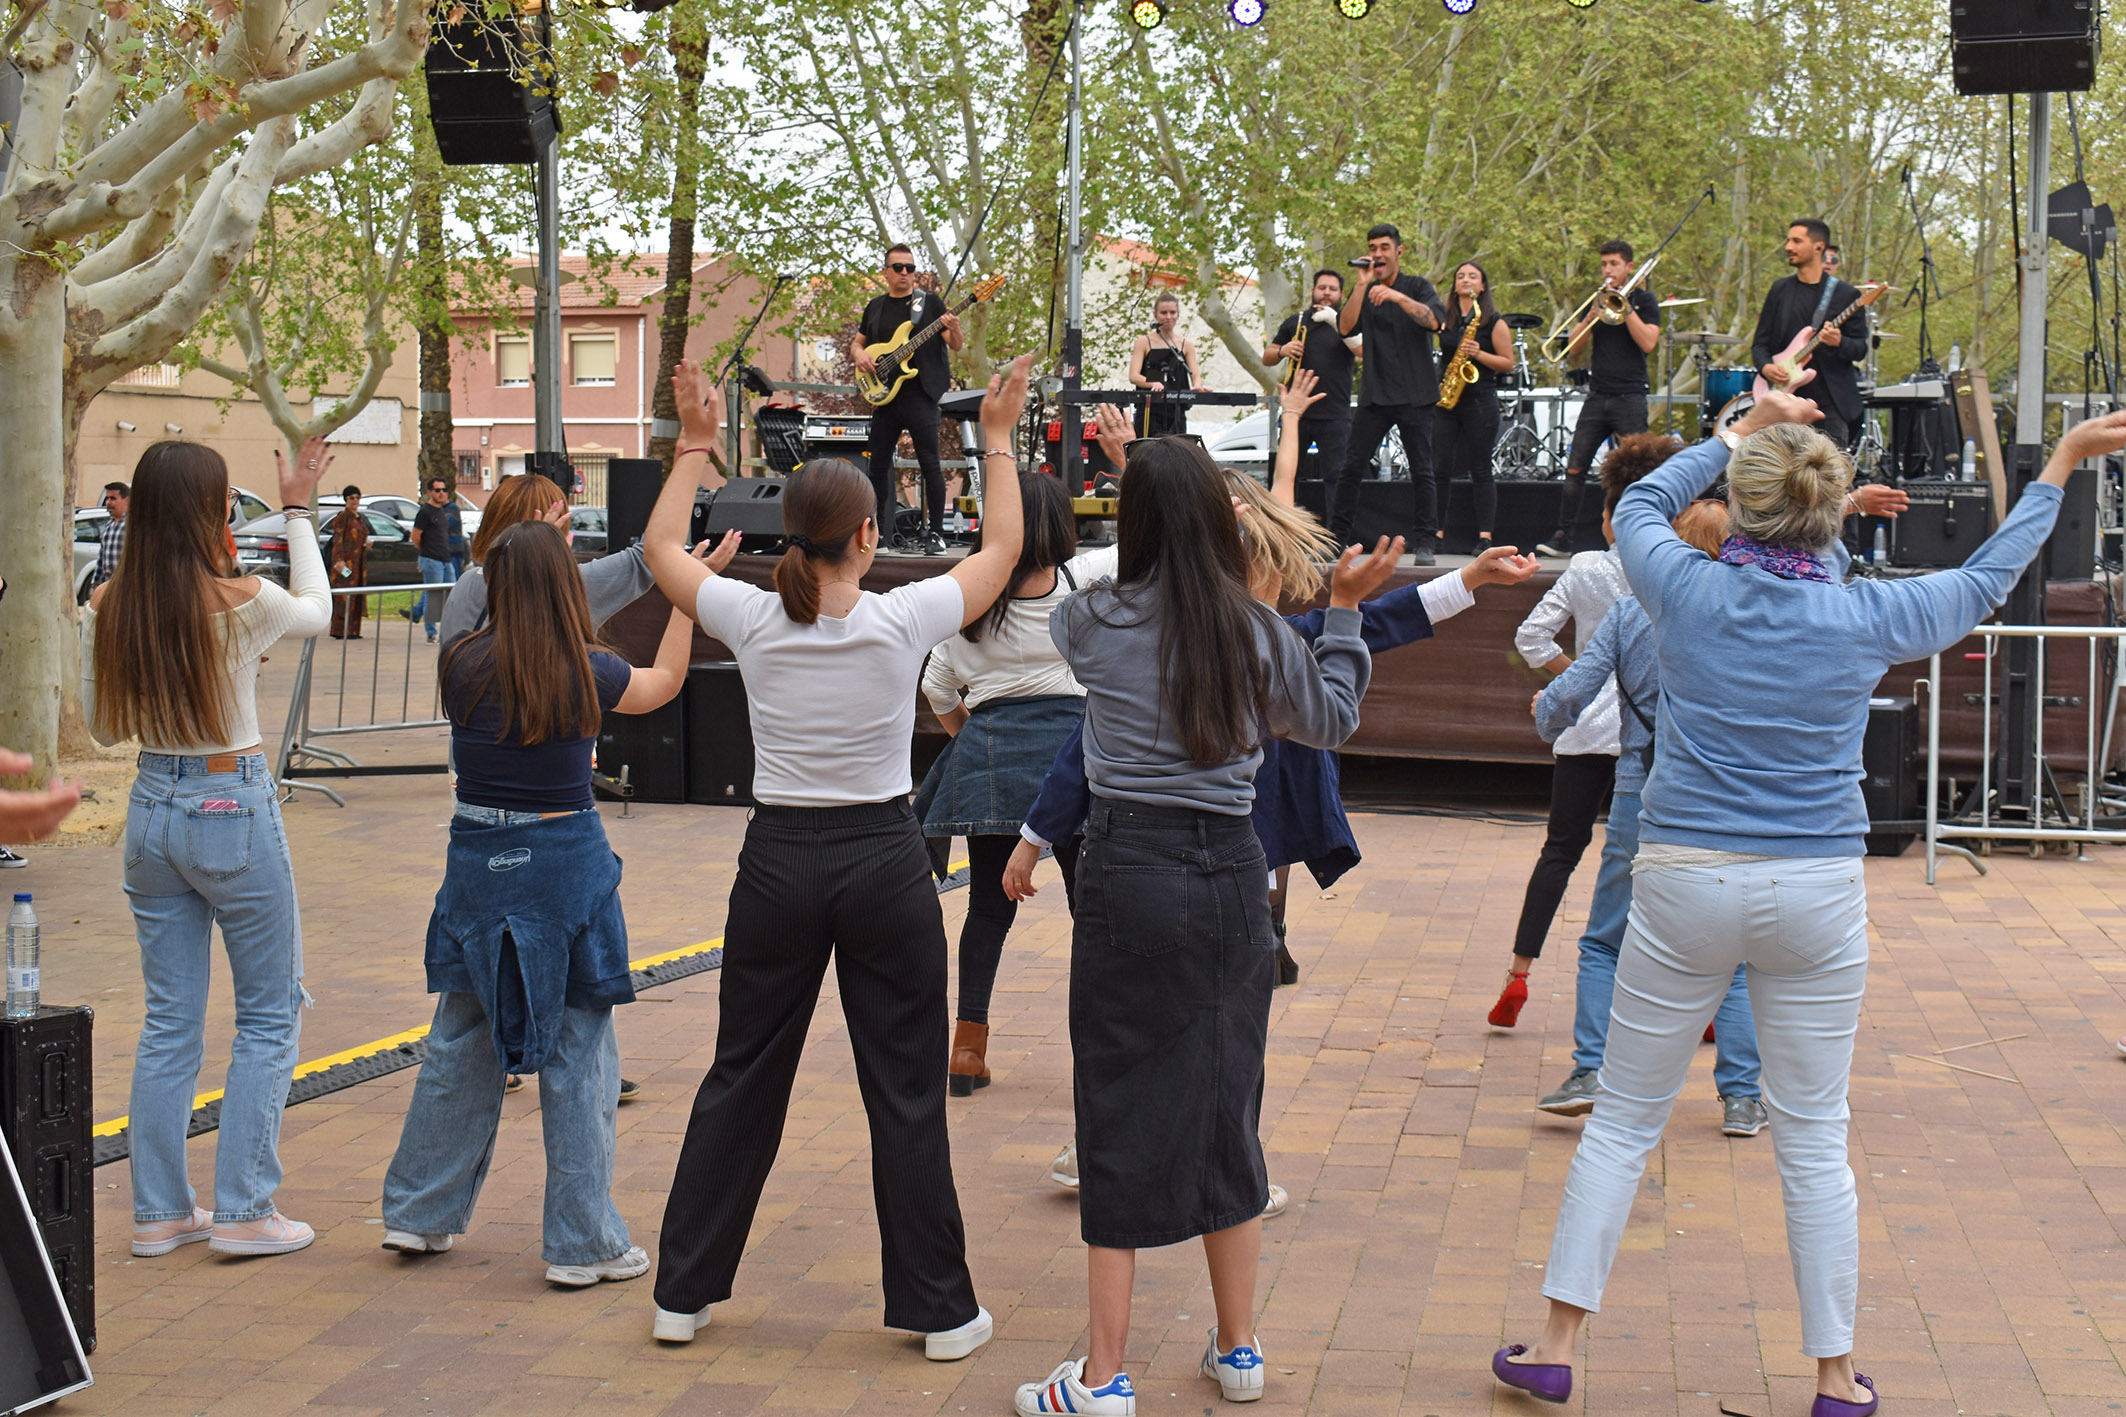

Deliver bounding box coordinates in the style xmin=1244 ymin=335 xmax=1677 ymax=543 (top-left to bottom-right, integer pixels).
xmin=282 ymin=508 xmax=314 ymax=521
xmin=674 ymin=445 xmax=714 ymax=460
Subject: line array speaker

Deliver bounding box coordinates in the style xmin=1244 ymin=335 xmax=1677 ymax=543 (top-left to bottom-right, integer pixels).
xmin=425 ymin=18 xmax=561 ymax=166
xmin=1950 ymin=0 xmax=2100 ymax=94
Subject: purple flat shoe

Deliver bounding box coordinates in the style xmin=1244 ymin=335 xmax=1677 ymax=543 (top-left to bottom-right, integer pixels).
xmin=1492 ymin=1345 xmax=1571 ymax=1404
xmin=1809 ymin=1373 xmax=1877 ymax=1417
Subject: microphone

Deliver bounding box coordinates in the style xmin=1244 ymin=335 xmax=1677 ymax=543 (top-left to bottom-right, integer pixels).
xmin=1347 ymin=257 xmax=1374 ymax=268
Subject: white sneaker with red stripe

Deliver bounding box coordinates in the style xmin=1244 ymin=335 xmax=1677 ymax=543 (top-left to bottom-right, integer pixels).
xmin=1015 ymin=1357 xmax=1135 ymax=1415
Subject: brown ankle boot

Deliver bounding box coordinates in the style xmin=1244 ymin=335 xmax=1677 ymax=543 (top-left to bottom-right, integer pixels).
xmin=948 ymin=1020 xmax=991 ymax=1097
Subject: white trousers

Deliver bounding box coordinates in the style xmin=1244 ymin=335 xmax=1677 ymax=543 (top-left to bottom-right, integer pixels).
xmin=1541 ymin=855 xmax=1868 ymax=1358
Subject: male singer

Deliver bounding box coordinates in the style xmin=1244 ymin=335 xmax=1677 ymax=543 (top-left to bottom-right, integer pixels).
xmin=1333 ymin=224 xmax=1449 ymax=564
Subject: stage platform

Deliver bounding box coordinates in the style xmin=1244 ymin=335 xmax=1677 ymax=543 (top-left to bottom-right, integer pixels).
xmin=608 ymin=550 xmax=2123 ymax=774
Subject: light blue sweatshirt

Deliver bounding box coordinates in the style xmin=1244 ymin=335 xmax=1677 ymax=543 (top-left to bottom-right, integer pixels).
xmin=1615 ymin=438 xmax=2064 ymax=856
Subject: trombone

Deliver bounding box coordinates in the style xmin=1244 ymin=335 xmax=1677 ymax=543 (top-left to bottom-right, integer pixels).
xmin=1540 ymin=252 xmax=1661 ymax=366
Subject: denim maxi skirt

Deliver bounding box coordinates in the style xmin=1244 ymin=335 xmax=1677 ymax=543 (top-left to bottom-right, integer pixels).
xmin=1070 ymin=798 xmax=1275 ymax=1249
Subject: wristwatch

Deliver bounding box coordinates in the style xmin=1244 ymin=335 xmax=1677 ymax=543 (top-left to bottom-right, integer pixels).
xmin=1716 ymin=427 xmax=1744 ymax=453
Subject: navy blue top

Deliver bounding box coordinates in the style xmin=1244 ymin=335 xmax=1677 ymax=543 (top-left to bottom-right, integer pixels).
xmin=447 ymin=647 xmax=630 ymax=812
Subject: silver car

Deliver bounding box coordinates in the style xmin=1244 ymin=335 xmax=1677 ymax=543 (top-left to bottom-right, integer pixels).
xmin=73 ymin=486 xmax=275 ymax=601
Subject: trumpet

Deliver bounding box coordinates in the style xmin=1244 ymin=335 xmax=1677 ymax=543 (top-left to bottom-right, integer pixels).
xmin=1540 ymin=251 xmax=1662 ymax=366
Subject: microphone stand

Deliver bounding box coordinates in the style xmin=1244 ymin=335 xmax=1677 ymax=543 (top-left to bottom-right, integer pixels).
xmin=716 ymin=272 xmax=794 ymax=479
xmin=1900 ymin=164 xmax=1943 ymax=376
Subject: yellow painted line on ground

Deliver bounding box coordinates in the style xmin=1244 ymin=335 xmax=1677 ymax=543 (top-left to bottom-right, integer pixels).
xmin=90 ymin=856 xmax=975 ymax=1138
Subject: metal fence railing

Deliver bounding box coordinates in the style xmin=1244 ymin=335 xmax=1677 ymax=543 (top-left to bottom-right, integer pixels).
xmin=1924 ymin=623 xmax=2126 ymax=882
xmin=274 ymin=582 xmax=455 ymax=806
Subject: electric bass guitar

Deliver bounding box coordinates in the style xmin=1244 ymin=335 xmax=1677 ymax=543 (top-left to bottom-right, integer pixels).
xmin=1752 ymin=281 xmax=1888 ymax=397
xmin=854 ymin=274 xmax=1008 ymax=407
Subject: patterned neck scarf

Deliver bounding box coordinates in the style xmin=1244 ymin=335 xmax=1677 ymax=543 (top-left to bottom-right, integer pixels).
xmin=1717 ymin=533 xmax=1836 ymax=585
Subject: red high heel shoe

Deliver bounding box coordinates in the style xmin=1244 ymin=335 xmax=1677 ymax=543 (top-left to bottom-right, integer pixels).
xmin=1489 ymin=971 xmax=1530 ymax=1028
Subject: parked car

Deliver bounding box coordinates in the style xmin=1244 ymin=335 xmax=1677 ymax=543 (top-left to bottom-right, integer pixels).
xmin=73 ymin=486 xmax=273 ymax=601
xmin=233 ymin=508 xmax=424 ymax=588
xmin=320 ymin=492 xmax=483 ymax=540
xmin=568 ymin=506 xmax=607 ymax=562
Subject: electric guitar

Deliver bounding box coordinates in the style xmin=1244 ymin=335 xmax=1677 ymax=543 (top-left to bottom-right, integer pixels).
xmin=854 ymin=274 xmax=1008 ymax=407
xmin=1752 ymin=281 xmax=1888 ymax=397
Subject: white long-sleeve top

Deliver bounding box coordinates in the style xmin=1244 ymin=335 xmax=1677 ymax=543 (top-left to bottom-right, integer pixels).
xmin=921 ymin=545 xmax=1119 ymax=716
xmin=82 ymin=517 xmax=332 ymax=753
xmin=1513 ymin=546 xmax=1628 ymax=757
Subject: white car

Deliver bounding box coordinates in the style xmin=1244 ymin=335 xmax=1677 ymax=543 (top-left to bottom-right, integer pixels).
xmin=320 ymin=492 xmax=482 ymax=538
xmin=73 ymin=486 xmax=273 ymax=602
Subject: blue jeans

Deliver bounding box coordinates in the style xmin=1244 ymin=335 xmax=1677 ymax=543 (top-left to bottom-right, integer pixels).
xmin=1570 ymin=792 xmax=1761 ymax=1098
xmin=410 ymin=555 xmax=458 ymax=628
xmin=381 ymin=990 xmax=630 ymax=1265
xmin=123 ymin=753 xmax=305 ymax=1223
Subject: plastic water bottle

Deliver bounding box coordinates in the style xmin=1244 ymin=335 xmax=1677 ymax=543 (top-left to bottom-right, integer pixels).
xmin=1961 ymin=438 xmax=1979 ymax=482
xmin=1871 ymin=523 xmax=1889 ymax=566
xmin=1947 ymin=343 xmax=1964 ymax=374
xmin=5 ymin=893 xmax=37 ymax=1019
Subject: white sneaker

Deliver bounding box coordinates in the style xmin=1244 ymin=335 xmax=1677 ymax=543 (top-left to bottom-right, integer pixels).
xmin=925 ymin=1305 xmax=992 ymax=1360
xmin=132 ymin=1208 xmax=213 ymax=1257
xmin=1016 ymin=1358 xmax=1135 ymax=1416
xmin=1201 ymin=1327 xmax=1266 ymax=1402
xmin=652 ymin=1304 xmax=712 ymax=1343
xmin=382 ymin=1230 xmax=453 ymax=1255
xmin=544 ymin=1244 xmax=649 ymax=1288
xmin=1048 ymin=1143 xmax=1079 ymax=1189
xmin=1262 ymin=1183 xmax=1288 ymax=1220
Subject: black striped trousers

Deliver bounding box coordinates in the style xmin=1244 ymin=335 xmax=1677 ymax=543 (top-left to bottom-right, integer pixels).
xmin=653 ymin=798 xmax=979 ymax=1332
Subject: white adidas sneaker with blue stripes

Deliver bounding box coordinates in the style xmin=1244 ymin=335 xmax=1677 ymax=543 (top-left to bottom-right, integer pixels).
xmin=1202 ymin=1327 xmax=1266 ymax=1402
xmin=1014 ymin=1357 xmax=1135 ymax=1415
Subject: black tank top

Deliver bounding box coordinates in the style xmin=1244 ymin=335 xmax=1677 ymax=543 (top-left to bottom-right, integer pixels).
xmin=1141 ymin=338 xmax=1191 ymax=434
xmin=1444 ymin=306 xmax=1502 ymax=396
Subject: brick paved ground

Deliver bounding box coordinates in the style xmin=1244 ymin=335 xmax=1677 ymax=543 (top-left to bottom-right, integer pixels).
xmin=13 ymin=750 xmax=2126 ymax=1416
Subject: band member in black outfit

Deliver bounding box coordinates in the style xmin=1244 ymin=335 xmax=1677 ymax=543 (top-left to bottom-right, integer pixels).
xmin=1334 ymin=223 xmax=1450 ymax=565
xmin=854 ymin=243 xmax=964 ymax=556
xmin=1433 ymin=261 xmax=1515 ymax=549
xmin=1750 ymin=218 xmax=1867 ymax=449
xmin=1263 ymin=269 xmax=1361 ymax=485
xmin=1538 ymin=240 xmax=1660 ymax=558
xmin=1128 ymin=292 xmax=1209 ymax=437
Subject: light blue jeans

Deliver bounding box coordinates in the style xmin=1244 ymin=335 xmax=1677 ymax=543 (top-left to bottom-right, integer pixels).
xmin=123 ymin=753 xmax=304 ymax=1223
xmin=410 ymin=555 xmax=458 ymax=629
xmin=1571 ymin=792 xmax=1761 ymax=1097
xmin=1544 ymin=855 xmax=1869 ymax=1357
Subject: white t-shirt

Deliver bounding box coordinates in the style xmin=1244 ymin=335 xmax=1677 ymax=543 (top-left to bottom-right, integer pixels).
xmin=921 ymin=545 xmax=1118 ymax=716
xmin=694 ymin=573 xmax=965 ymax=806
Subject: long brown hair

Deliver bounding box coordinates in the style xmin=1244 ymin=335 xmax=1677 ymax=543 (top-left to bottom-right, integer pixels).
xmin=440 ymin=521 xmax=605 ymax=744
xmin=1103 ymin=436 xmax=1281 ymax=766
xmin=963 ymin=472 xmax=1076 ymax=643
xmin=91 ymin=441 xmax=240 ymax=746
xmin=469 ymin=472 xmax=565 ymax=562
xmin=772 ymin=458 xmax=874 ymax=624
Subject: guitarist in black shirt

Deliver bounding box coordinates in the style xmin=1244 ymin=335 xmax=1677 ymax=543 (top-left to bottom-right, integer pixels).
xmin=853 ymin=244 xmax=963 ymax=554
xmin=1749 ymin=218 xmax=1868 ymax=448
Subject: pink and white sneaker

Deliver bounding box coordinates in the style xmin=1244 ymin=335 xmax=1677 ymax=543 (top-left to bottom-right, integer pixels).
xmin=132 ymin=1208 xmax=213 ymax=1257
xmin=209 ymin=1212 xmax=315 ymax=1256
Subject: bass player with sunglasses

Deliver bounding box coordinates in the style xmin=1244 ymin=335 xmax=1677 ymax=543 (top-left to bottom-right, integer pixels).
xmin=853 ymin=243 xmax=963 ymax=555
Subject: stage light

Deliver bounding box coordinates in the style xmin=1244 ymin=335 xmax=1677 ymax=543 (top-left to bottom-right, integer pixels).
xmin=1129 ymin=0 xmax=1166 ymax=27
xmin=1337 ymin=0 xmax=1371 ymax=17
xmin=1565 ymin=0 xmax=1596 ymax=8
xmin=1443 ymin=0 xmax=1475 ymax=12
xmin=1229 ymin=0 xmax=1264 ymax=24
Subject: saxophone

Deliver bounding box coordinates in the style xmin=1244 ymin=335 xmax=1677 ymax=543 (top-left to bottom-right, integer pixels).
xmin=1436 ymin=302 xmax=1484 ymax=411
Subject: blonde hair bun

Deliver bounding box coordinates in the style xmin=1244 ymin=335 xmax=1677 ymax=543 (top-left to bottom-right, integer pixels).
xmin=1726 ymin=423 xmax=1852 ymax=550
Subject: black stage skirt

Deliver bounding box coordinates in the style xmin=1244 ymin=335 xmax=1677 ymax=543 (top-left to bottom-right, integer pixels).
xmin=1070 ymin=798 xmax=1274 ymax=1249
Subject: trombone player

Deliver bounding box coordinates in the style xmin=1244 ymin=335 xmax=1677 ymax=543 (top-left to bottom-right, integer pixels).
xmin=1537 ymin=239 xmax=1661 ymax=558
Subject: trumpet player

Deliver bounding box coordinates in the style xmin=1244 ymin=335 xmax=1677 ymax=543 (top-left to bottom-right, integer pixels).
xmin=1537 ymin=240 xmax=1661 ymax=558
xmin=1434 ymin=261 xmax=1516 ymax=549
xmin=1263 ymin=268 xmax=1361 ymax=485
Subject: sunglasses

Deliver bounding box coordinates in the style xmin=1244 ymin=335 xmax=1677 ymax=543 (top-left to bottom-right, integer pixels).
xmin=1123 ymin=433 xmax=1207 ymax=453
xmin=886 ymin=263 xmax=918 ymax=274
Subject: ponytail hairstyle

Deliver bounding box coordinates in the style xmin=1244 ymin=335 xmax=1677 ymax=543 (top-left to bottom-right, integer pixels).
xmin=469 ymin=471 xmax=566 ymax=563
xmin=773 ymin=458 xmax=875 ymax=624
xmin=1727 ymin=423 xmax=1852 ymax=550
xmin=1672 ymin=499 xmax=1731 ymax=557
xmin=439 ymin=520 xmax=604 ymax=745
xmin=963 ymin=471 xmax=1077 ymax=643
xmin=92 ymin=441 xmax=239 ymax=746
xmin=1226 ymin=470 xmax=1337 ymax=604
xmin=1105 ymin=436 xmax=1284 ymax=766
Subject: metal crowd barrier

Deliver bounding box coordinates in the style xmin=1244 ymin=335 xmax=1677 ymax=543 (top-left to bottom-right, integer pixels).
xmin=1924 ymin=623 xmax=2126 ymax=882
xmin=274 ymin=582 xmax=456 ymax=806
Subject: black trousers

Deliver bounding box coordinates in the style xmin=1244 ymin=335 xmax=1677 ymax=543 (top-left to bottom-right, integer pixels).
xmin=1295 ymin=416 xmax=1349 ymax=490
xmin=1511 ymin=753 xmax=1619 ymax=959
xmin=1434 ymin=395 xmax=1500 ymax=538
xmin=654 ymin=800 xmax=978 ymax=1331
xmin=957 ymin=833 xmax=1080 ymax=1025
xmin=868 ymin=394 xmax=946 ymax=538
xmin=1556 ymin=392 xmax=1650 ymax=542
xmin=1330 ymin=401 xmax=1436 ymax=545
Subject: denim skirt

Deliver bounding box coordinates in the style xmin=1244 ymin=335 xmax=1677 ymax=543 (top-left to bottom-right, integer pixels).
xmin=1070 ymin=798 xmax=1275 ymax=1249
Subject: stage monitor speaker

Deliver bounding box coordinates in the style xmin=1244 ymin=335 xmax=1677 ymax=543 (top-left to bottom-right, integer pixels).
xmin=2045 ymin=463 xmax=2099 ymax=580
xmin=424 ymin=19 xmax=561 ymax=166
xmin=1950 ymin=0 xmax=2099 ymax=93
xmin=1862 ymin=697 xmax=1921 ymax=857
xmin=1887 ymin=398 xmax=1960 ymax=482
xmin=0 ymin=1005 xmax=94 ymax=1360
xmin=685 ymin=662 xmax=757 ymax=807
xmin=1891 ymin=482 xmax=1995 ymax=568
xmin=595 ymin=686 xmax=686 ymax=804
xmin=700 ymin=478 xmax=789 ymax=554
xmin=606 ymin=458 xmax=663 ymax=552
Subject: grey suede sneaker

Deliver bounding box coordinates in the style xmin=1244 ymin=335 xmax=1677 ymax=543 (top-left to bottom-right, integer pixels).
xmin=1537 ymin=1070 xmax=1600 ymax=1117
xmin=1720 ymin=1095 xmax=1769 ymax=1137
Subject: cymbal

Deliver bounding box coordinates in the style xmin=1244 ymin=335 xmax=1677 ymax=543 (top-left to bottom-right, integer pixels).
xmin=1671 ymin=330 xmax=1741 ymax=347
xmin=1502 ymin=312 xmax=1545 ymax=330
xmin=1658 ymin=296 xmax=1707 ymax=308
